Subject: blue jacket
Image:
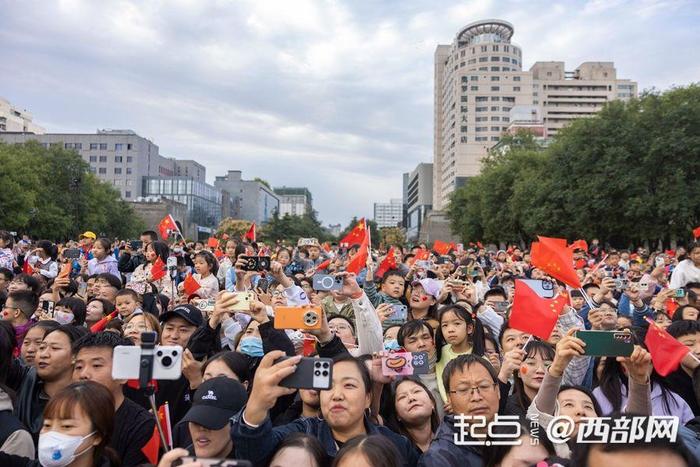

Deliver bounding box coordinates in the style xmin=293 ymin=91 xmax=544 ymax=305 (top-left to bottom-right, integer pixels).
xmin=232 ymin=412 xmax=420 ymax=467
xmin=418 ymin=416 xmax=483 ymax=467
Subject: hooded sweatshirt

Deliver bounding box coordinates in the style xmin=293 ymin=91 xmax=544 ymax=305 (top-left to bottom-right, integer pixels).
xmin=88 ymin=254 xmax=120 ymax=280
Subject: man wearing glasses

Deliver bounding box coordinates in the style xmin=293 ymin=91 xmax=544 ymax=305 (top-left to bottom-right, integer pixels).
xmin=419 ymin=354 xmax=500 ymax=466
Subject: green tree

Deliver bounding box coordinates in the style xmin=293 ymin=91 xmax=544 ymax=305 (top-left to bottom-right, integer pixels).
xmin=257 ymin=210 xmax=331 ymax=243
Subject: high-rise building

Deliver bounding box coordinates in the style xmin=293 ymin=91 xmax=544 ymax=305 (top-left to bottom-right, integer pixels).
xmin=403 ymin=163 xmax=433 ymax=242
xmin=531 ymin=62 xmax=637 ymax=138
xmin=0 ymin=97 xmax=45 ymax=134
xmin=0 ymin=129 xmax=173 ymax=200
xmin=214 ymin=170 xmax=279 ymax=224
xmin=433 ymin=19 xmax=637 ymax=209
xmin=172 ymin=159 xmax=206 ymax=183
xmin=373 ymin=199 xmax=403 ymax=228
xmin=273 ymin=187 xmax=313 ymax=217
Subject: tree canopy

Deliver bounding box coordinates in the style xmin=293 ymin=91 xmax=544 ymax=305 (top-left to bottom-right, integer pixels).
xmin=0 ymin=140 xmax=145 ymax=240
xmin=446 ymin=84 xmax=700 ymax=248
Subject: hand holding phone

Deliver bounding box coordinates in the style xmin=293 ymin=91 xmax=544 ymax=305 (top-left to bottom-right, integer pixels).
xmin=276 ymin=356 xmax=333 ymax=390
xmin=574 ymin=330 xmax=633 ymax=357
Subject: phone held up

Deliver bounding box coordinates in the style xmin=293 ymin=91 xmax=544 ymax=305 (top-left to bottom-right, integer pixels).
xmin=274 ymin=306 xmax=323 ymax=330
xmin=240 ymin=256 xmax=271 ymax=272
xmin=275 ymin=356 xmax=333 ymax=390
xmin=381 ymin=351 xmax=430 ymax=377
xmin=112 ymin=332 xmax=183 ymax=380
xmin=574 ymin=330 xmax=633 ymax=357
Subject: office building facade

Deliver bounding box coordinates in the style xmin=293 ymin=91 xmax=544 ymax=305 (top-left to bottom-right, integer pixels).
xmin=403 ymin=163 xmax=433 ymax=242
xmin=214 ymin=170 xmax=280 ymax=224
xmin=274 ymin=187 xmax=313 ymax=217
xmin=0 ymin=97 xmax=45 ymax=134
xmin=373 ymin=199 xmax=404 ymax=228
xmin=433 ymin=19 xmax=637 ymax=209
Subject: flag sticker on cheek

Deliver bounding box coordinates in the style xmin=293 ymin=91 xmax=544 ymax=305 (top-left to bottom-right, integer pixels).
xmin=520 ymin=365 xmax=528 ymax=375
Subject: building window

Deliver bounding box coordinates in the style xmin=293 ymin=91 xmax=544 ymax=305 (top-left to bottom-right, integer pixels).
xmin=98 ymin=168 xmax=106 ymax=174
xmin=479 ymin=67 xmax=488 ymax=71
xmin=491 ymin=126 xmax=500 ymax=131
xmin=491 ymin=86 xmax=500 ymax=91
xmin=512 ymin=59 xmax=518 ymax=65
xmin=491 ymin=76 xmax=500 ymax=81
xmin=491 ymin=56 xmax=500 ymax=61
xmin=461 ymin=76 xmax=469 ymax=83
xmin=90 ymin=143 xmax=98 ymax=150
xmin=114 ymin=168 xmax=122 ymax=174
xmin=503 ymin=117 xmax=510 ymax=122
xmin=491 ymin=96 xmax=500 ymax=101
xmin=89 ymin=167 xmax=96 ymax=174
xmin=113 ymin=179 xmax=122 ymax=186
xmin=492 ymin=45 xmax=499 ymax=51
xmin=491 ymin=116 xmax=500 ymax=121
xmin=115 ymin=143 xmax=124 ymax=151
xmin=491 ymin=136 xmax=500 ymax=141
xmin=475 ymin=127 xmax=487 ymax=132
xmin=89 ymin=155 xmax=97 ymax=162
xmin=547 ymin=71 xmax=552 ymax=76
xmin=64 ymin=143 xmax=72 ymax=149
xmin=99 ymin=155 xmax=107 ymax=162
xmin=513 ymin=86 xmax=520 ymax=91
xmin=475 ymin=136 xmax=488 ymax=142
xmin=479 ymin=57 xmax=488 ymax=62
xmin=504 ymin=45 xmax=510 ymax=52
xmin=99 ymin=143 xmax=107 ymax=150
xmin=126 ymin=168 xmax=132 ymax=175
xmin=461 ymin=96 xmax=468 ymax=102
xmin=125 ymin=179 xmax=132 ymax=186
xmin=476 ymin=106 xmax=487 ymax=112
xmin=125 ymin=191 xmax=131 ymax=198
xmin=127 ymin=156 xmax=133 ymax=163
xmin=502 ymin=106 xmax=512 ymax=112
xmin=115 ymin=156 xmax=123 ymax=163
xmin=490 ymin=66 xmax=500 ymax=71
xmin=491 ymin=106 xmax=500 ymax=111
xmin=476 ymin=96 xmax=488 ymax=102
xmin=502 ymin=57 xmax=511 ymax=63
xmin=481 ymin=45 xmax=487 ymax=52
xmin=460 ymin=125 xmax=468 ymax=132
xmin=468 ymin=58 xmax=476 ymax=64
xmin=470 ymin=76 xmax=478 ymax=81
xmin=127 ymin=144 xmax=133 ymax=150
xmin=74 ymin=143 xmax=82 ymax=150
xmin=513 ymin=76 xmax=521 ymax=81
xmin=471 ymin=85 xmax=478 ymax=91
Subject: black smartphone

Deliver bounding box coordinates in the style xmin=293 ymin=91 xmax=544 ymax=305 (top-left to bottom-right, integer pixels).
xmin=130 ymin=240 xmax=143 ymax=250
xmin=241 ymin=256 xmax=271 ymax=271
xmin=63 ymin=248 xmax=81 ymax=259
xmin=276 ymin=357 xmax=333 ymax=390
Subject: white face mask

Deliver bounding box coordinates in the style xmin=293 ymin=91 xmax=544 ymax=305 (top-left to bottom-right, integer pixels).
xmin=38 ymin=430 xmax=95 ymax=467
xmin=53 ymin=310 xmax=74 ymax=325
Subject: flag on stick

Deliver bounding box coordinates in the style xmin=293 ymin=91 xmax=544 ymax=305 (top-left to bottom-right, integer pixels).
xmin=509 ymin=279 xmax=567 ymax=340
xmin=644 ymin=317 xmax=690 ymax=376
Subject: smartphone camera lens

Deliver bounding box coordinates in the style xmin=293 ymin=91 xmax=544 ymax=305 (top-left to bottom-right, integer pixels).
xmin=314 ymin=370 xmax=321 ymax=376
xmin=322 ymin=371 xmax=328 ymax=376
xmin=156 ymin=350 xmax=163 ymax=357
xmin=161 ymin=356 xmax=173 ymax=367
xmin=322 ymin=362 xmax=329 ymax=368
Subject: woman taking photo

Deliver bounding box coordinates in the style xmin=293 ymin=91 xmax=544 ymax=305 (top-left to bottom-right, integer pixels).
xmin=0 ymin=380 xmax=118 ymax=466
xmin=232 ymin=352 xmax=420 ymax=466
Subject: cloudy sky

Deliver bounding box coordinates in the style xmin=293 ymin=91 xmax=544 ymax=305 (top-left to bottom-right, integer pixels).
xmin=1 ymin=0 xmax=698 ymax=226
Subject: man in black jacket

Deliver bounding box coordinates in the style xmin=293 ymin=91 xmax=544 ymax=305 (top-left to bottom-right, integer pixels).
xmin=118 ymin=230 xmax=158 ymax=275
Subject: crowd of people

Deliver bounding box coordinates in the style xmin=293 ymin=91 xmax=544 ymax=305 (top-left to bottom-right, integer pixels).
xmin=0 ymin=227 xmax=699 ymax=467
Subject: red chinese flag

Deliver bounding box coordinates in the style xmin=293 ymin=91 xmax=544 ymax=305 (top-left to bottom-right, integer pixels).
xmin=339 ymin=218 xmax=366 ymax=247
xmin=183 ymin=274 xmax=201 ymax=296
xmin=90 ymin=311 xmax=119 ymax=333
xmin=345 ymin=231 xmax=369 ymax=274
xmin=509 ymin=280 xmax=567 ymax=340
xmin=376 ymin=246 xmax=398 ymax=278
xmin=303 ymin=335 xmax=316 ymax=356
xmin=414 ymin=249 xmax=430 ymax=261
xmin=316 ymin=259 xmax=331 ymax=270
xmin=433 ymin=240 xmax=452 ymax=256
xmin=150 ymin=257 xmax=167 ymax=282
xmin=207 ymin=237 xmax=219 ymax=248
xmin=693 ymin=227 xmax=700 ymax=239
xmin=568 ymin=239 xmax=588 ymax=252
xmin=322 ymin=242 xmax=331 ymax=252
xmin=22 ymin=259 xmax=34 ymax=275
xmin=158 ymin=215 xmax=179 ymax=240
xmin=244 ymin=223 xmax=256 ymax=242
xmin=644 ymin=318 xmax=689 ymax=376
xmin=214 ymin=249 xmax=224 ymax=259
xmin=666 ymin=299 xmax=679 ymax=318
xmin=531 ymin=236 xmax=582 ymax=289
xmin=141 ymin=425 xmax=160 ymax=465
xmin=157 ymin=403 xmax=172 ymax=449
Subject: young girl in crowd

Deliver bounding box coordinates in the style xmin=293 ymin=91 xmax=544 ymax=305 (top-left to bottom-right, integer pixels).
xmin=0 ymin=230 xmax=15 ymax=270
xmin=191 ymin=251 xmax=219 ymax=299
xmin=29 ymin=240 xmax=58 ymax=280
xmin=129 ymin=240 xmax=175 ymax=300
xmin=85 ymin=238 xmax=119 ymax=280
xmin=506 ymin=340 xmax=555 ymax=418
xmin=84 ymin=298 xmax=114 ymax=330
xmin=435 ymin=304 xmax=485 ymax=402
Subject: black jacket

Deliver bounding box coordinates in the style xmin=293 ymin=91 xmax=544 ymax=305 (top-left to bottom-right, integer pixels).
xmin=7 ymin=363 xmax=45 ymax=444
xmin=118 ymin=251 xmax=145 ymax=274
xmin=418 ymin=416 xmax=484 ymax=467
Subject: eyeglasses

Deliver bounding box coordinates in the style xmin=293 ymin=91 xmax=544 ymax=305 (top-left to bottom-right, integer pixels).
xmin=124 ymin=324 xmax=149 ymax=332
xmin=449 ymin=382 xmax=497 ymax=397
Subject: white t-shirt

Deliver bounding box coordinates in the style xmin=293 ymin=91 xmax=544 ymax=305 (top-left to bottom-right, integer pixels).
xmin=669 ymin=259 xmax=700 ymax=289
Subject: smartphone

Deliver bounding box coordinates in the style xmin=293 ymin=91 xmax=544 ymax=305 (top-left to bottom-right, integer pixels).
xmin=416 ymin=260 xmax=433 ymax=269
xmin=58 ymin=262 xmax=72 ymax=279
xmin=112 ymin=345 xmax=183 ymax=380
xmin=77 ymin=282 xmax=88 ymax=297
xmin=276 ymin=356 xmax=333 ymax=390
xmin=41 ymin=300 xmax=55 ymax=317
xmin=574 ymin=330 xmax=633 ymax=357
xmin=494 ymin=301 xmax=509 ymax=313
xmin=63 ymin=248 xmax=81 ymax=259
xmin=519 ymin=279 xmax=555 ymax=298
xmin=655 ymin=257 xmax=665 ymax=267
xmin=381 ymin=351 xmax=430 ymax=376
xmin=312 ymin=274 xmax=342 ymax=291
xmin=196 ymin=298 xmax=216 ymax=313
xmin=240 ymin=256 xmax=271 ymax=271
xmin=274 ymin=306 xmax=323 ymax=330
xmin=130 ymin=240 xmax=143 ymax=250
xmin=675 ymin=288 xmax=686 ymax=298
xmin=385 ymin=304 xmax=408 ymax=325
xmin=231 ymin=292 xmax=253 ymax=312
xmin=175 ymin=459 xmax=251 ymax=467
xmin=614 ymin=278 xmax=629 ymax=291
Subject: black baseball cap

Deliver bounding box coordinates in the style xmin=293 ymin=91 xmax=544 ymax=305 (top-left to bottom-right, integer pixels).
xmin=179 ymin=376 xmax=248 ymax=429
xmin=159 ymin=304 xmax=203 ymax=327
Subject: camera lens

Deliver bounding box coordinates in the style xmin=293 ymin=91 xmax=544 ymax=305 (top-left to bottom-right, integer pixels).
xmin=314 ymin=370 xmax=321 ymax=376
xmin=161 ymin=356 xmax=173 ymax=367
xmin=322 ymin=362 xmax=329 ymax=368
xmin=156 ymin=350 xmax=163 ymax=357
xmin=322 ymin=371 xmax=328 ymax=376
xmin=315 ymin=362 xmax=321 ymax=368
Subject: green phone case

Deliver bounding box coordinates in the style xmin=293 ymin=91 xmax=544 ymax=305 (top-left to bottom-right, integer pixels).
xmin=574 ymin=330 xmax=634 ymax=357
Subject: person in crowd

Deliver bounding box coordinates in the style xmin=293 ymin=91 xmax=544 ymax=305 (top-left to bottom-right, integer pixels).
xmin=7 ymin=274 xmax=42 ymax=297
xmin=386 ymin=377 xmax=439 ymax=453
xmin=128 ymin=240 xmax=175 ymax=300
xmin=0 ymin=231 xmax=15 ymax=270
xmin=232 ymin=352 xmax=420 ymax=466
xmin=82 ymin=238 xmax=119 ymax=280
xmin=27 ymin=240 xmax=59 ymax=281
xmin=20 ymin=321 xmax=60 ymax=366
xmin=178 ymin=376 xmax=248 ymax=459
xmin=268 ymin=432 xmax=328 ymax=467
xmin=114 ymin=288 xmax=142 ymax=321
xmin=665 ymin=320 xmax=700 ymax=416
xmin=364 ymin=266 xmax=406 ymax=309
xmin=0 ymin=380 xmax=119 ymax=467
xmin=92 ymin=273 xmax=121 ymax=304
xmin=54 ymin=297 xmax=87 ymax=326
xmin=72 ymin=332 xmax=156 ymax=466
xmin=671 ymin=242 xmax=700 ymax=289
xmin=435 ymin=305 xmax=485 ymax=402
xmin=84 ymin=298 xmax=115 ymax=330
xmin=122 ymin=312 xmax=161 ymax=346
xmin=117 ymin=230 xmax=159 ymax=276
xmin=505 ymin=340 xmax=554 ymax=418
xmin=407 ymin=279 xmax=440 ymax=328
xmin=333 ymin=434 xmax=403 ymax=467
xmin=0 ymin=321 xmax=36 ymax=458
xmin=2 ymin=290 xmax=38 ymax=351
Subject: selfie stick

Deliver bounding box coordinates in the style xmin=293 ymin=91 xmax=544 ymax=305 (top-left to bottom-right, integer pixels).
xmin=138 ymin=333 xmax=170 ymax=452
